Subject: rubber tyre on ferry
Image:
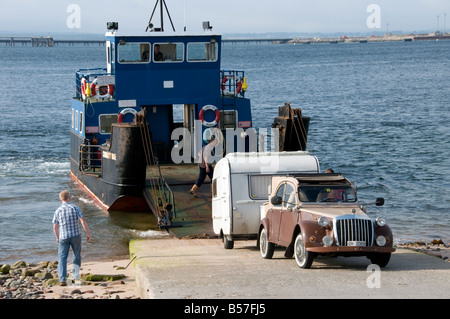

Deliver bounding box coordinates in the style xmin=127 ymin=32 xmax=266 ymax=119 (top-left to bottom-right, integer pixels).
xmin=368 ymin=253 xmax=391 ymax=267
xmin=259 ymin=228 xmax=274 ymax=259
xmin=294 ymin=233 xmax=315 ymax=269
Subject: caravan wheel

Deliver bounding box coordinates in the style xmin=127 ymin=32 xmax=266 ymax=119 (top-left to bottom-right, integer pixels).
xmin=223 ymin=235 xmax=234 ymax=249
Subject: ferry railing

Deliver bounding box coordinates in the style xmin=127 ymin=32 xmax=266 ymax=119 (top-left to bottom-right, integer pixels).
xmin=75 ymin=68 xmax=115 ymax=101
xmin=79 ymin=144 xmax=102 ymax=176
xmin=220 ymin=70 xmax=246 ymax=98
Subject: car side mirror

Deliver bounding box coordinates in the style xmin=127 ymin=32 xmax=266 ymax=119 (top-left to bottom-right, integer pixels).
xmin=375 ymin=197 xmax=384 ymax=206
xmin=271 ymin=196 xmax=282 ymax=205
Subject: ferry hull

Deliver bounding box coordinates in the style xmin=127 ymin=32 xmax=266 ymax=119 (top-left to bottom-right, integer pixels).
xmin=69 ymin=125 xmax=150 ymax=212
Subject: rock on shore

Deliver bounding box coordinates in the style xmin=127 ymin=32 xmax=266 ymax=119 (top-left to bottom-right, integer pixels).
xmin=395 ymin=239 xmax=450 ymax=262
xmin=0 ymin=260 xmax=139 ymax=299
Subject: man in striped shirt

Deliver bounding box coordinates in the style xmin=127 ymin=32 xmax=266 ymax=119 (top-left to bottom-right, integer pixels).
xmin=52 ymin=190 xmax=91 ymax=286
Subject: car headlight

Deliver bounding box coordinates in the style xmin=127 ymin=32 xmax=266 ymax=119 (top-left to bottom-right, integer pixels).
xmin=376 ymin=217 xmax=386 ymax=227
xmin=376 ymin=235 xmax=387 ymax=246
xmin=322 ymin=236 xmax=334 ymax=246
xmin=318 ymin=216 xmax=330 ymax=228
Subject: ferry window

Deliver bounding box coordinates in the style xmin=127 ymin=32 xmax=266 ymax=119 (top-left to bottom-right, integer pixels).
xmin=111 ymin=43 xmax=115 ymax=63
xmin=187 ymin=42 xmax=218 ymax=62
xmin=153 ymin=43 xmax=184 ymax=62
xmin=75 ymin=111 xmax=79 ymax=131
xmin=79 ymin=111 xmax=83 ymax=133
xmin=107 ymin=43 xmax=111 ymax=65
xmin=72 ymin=109 xmax=74 ymax=129
xmin=219 ymin=110 xmax=237 ymax=129
xmin=118 ymin=42 xmax=150 ymax=63
xmin=99 ymin=114 xmax=118 ymax=134
xmin=249 ymin=175 xmax=272 ymax=199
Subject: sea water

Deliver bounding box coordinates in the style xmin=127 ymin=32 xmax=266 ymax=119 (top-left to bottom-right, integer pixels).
xmin=0 ymin=39 xmax=449 ymax=264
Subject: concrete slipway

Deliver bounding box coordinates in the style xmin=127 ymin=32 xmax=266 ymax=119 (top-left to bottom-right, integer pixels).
xmin=128 ymin=181 xmax=450 ymax=299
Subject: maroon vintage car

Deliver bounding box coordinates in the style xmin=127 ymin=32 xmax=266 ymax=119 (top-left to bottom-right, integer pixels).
xmin=258 ymin=173 xmax=395 ymax=268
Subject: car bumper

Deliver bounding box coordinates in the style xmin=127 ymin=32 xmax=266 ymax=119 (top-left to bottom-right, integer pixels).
xmin=307 ymin=246 xmax=395 ymax=254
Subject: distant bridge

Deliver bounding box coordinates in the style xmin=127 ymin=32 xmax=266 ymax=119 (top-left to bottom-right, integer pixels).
xmin=0 ymin=36 xmax=283 ymax=47
xmin=1 ymin=34 xmax=449 ymax=47
xmin=0 ymin=36 xmax=104 ymax=47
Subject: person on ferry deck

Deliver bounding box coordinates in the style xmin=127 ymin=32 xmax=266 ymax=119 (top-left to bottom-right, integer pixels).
xmin=189 ymin=136 xmax=217 ymax=197
xmin=154 ymin=44 xmax=164 ymax=61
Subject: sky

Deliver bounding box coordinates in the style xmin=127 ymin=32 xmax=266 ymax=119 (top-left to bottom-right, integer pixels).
xmin=1 ymin=0 xmax=449 ymax=36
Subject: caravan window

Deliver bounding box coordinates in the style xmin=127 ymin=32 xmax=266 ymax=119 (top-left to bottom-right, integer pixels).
xmin=249 ymin=175 xmax=272 ymax=199
xmin=212 ymin=179 xmax=218 ymax=198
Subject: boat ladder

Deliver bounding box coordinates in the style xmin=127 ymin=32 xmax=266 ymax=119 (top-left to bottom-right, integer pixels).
xmin=136 ymin=110 xmax=175 ymax=229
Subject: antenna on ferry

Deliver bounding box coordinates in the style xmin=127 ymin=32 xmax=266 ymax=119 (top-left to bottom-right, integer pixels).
xmin=146 ymin=0 xmax=176 ymax=32
xmin=183 ymin=0 xmax=186 ymax=32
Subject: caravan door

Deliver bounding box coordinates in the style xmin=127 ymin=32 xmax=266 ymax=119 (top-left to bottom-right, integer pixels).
xmin=230 ymin=174 xmax=270 ymax=236
xmin=212 ymin=160 xmax=231 ymax=236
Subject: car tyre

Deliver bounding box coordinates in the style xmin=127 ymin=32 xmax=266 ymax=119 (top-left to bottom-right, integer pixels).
xmin=259 ymin=228 xmax=274 ymax=259
xmin=368 ymin=253 xmax=391 ymax=267
xmin=294 ymin=233 xmax=314 ymax=268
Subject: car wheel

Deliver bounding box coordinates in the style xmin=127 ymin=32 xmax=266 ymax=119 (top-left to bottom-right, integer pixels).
xmin=294 ymin=233 xmax=314 ymax=268
xmin=369 ymin=253 xmax=391 ymax=267
xmin=223 ymin=236 xmax=234 ymax=249
xmin=259 ymin=228 xmax=274 ymax=259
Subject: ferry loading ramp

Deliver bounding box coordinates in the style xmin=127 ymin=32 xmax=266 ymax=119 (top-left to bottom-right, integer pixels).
xmin=144 ymin=163 xmax=215 ymax=238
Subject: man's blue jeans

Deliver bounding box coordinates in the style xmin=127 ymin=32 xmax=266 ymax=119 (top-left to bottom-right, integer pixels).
xmin=57 ymin=235 xmax=81 ymax=283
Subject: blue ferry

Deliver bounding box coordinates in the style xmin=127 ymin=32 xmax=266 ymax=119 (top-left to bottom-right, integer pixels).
xmin=69 ymin=2 xmax=309 ymax=227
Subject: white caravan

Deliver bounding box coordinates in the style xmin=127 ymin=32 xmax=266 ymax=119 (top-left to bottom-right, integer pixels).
xmin=212 ymin=151 xmax=320 ymax=249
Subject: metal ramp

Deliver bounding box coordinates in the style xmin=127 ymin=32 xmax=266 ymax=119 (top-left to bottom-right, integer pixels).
xmin=147 ymin=164 xmax=214 ymax=237
xmin=136 ymin=111 xmax=175 ymax=229
xmin=137 ymin=111 xmax=214 ymax=235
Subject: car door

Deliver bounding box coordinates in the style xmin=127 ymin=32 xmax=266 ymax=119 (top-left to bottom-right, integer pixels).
xmin=269 ymin=183 xmax=285 ymax=243
xmin=278 ymin=183 xmax=298 ymax=245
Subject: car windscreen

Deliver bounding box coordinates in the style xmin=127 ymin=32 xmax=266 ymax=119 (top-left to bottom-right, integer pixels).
xmin=298 ymin=185 xmax=356 ymax=203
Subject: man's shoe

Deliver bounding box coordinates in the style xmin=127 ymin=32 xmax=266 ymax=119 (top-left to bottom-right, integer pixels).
xmin=59 ymin=281 xmax=67 ymax=286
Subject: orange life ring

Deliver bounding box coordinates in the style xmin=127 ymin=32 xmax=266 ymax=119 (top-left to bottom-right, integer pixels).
xmin=80 ymin=78 xmax=88 ymax=100
xmin=221 ymin=76 xmax=228 ymax=91
xmin=199 ymin=105 xmax=220 ymax=127
xmin=118 ymin=108 xmax=138 ymax=123
xmin=90 ymin=78 xmax=114 ymax=100
xmin=236 ymin=78 xmax=242 ymax=94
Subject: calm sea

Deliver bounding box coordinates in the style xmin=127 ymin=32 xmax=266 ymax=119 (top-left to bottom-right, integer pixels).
xmin=0 ymin=39 xmax=449 ymax=264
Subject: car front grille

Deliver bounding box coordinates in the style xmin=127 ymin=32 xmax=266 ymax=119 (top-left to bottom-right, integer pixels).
xmin=334 ymin=216 xmax=373 ymax=247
